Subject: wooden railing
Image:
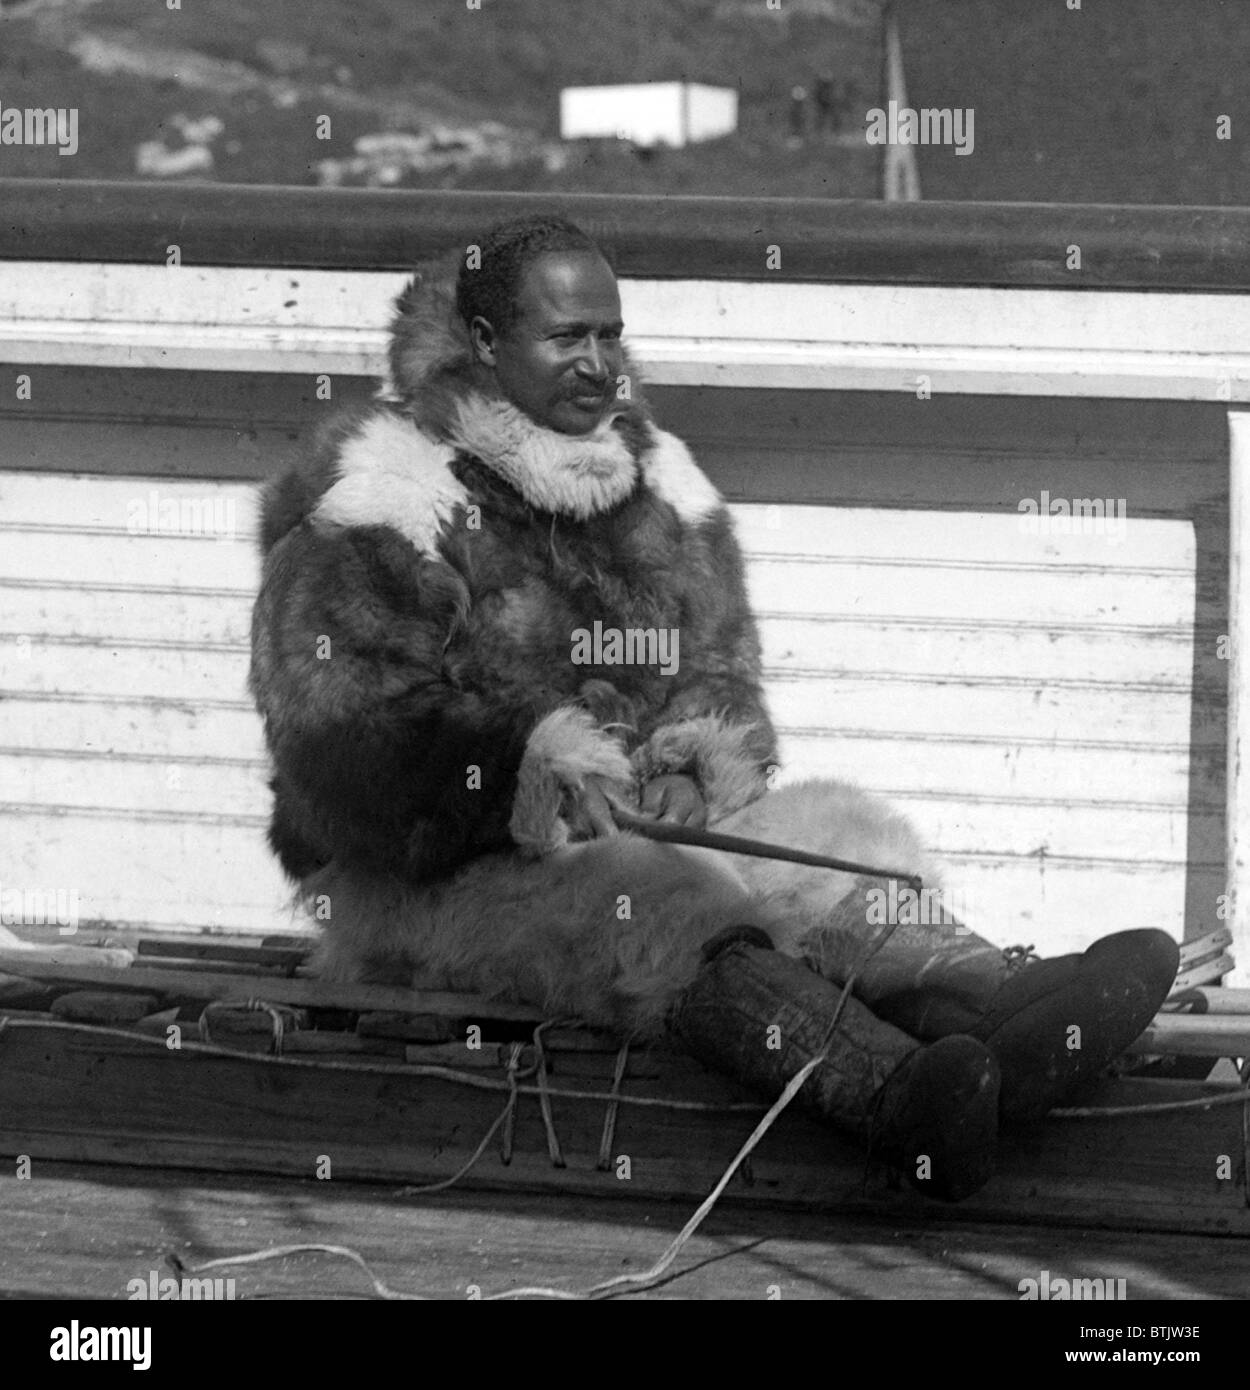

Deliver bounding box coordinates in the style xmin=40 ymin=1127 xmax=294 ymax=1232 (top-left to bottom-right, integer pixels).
xmin=3 ymin=178 xmax=1250 ymax=287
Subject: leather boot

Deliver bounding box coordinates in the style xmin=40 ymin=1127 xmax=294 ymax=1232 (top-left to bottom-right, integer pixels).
xmin=810 ymin=879 xmax=1181 ymax=1126
xmin=670 ymin=927 xmax=1000 ymax=1202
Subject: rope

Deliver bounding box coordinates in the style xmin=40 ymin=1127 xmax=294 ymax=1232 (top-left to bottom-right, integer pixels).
xmin=531 ymin=1020 xmax=567 ymax=1168
xmin=541 ymin=966 xmax=868 ymax=1302
xmin=162 ymin=963 xmax=872 ymax=1302
xmin=198 ymin=998 xmax=302 ymax=1056
xmin=500 ymin=1042 xmax=523 ymax=1164
xmin=397 ymin=1099 xmax=517 ymax=1196
xmin=598 ymin=1039 xmax=631 ymax=1171
xmin=168 ymin=1244 xmax=426 ymax=1301
xmin=0 ymin=1016 xmax=761 ymax=1113
xmin=500 ymin=1045 xmax=838 ymax=1300
xmin=502 ymin=926 xmax=890 ymax=1300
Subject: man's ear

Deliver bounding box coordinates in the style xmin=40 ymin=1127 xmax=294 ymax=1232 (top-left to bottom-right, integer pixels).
xmin=469 ymin=315 xmax=499 ymax=368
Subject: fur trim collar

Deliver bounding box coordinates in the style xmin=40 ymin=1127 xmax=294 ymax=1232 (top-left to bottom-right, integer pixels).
xmin=383 ymin=260 xmax=653 ymax=520
xmin=315 ymin=412 xmax=467 ymax=556
xmin=447 ymin=395 xmax=639 ymax=521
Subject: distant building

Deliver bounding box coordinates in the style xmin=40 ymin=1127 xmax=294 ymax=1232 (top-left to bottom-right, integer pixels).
xmin=559 ymin=82 xmax=738 ymax=148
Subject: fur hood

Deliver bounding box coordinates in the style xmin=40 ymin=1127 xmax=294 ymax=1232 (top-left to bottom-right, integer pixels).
xmin=378 ymin=258 xmax=657 ymax=521
xmin=260 ymin=262 xmax=725 ymax=556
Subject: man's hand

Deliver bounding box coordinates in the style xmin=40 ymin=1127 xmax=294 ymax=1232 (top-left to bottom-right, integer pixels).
xmin=577 ymin=678 xmax=638 ymax=731
xmin=561 ymin=774 xmax=635 ymax=842
xmin=639 ymin=774 xmax=707 ymax=828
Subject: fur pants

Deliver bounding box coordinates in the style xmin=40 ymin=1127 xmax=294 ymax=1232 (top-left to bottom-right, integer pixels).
xmin=308 ymin=779 xmax=950 ymax=1039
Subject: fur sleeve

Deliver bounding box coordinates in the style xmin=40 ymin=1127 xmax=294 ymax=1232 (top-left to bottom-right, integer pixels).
xmin=250 ymin=518 xmax=539 ymax=882
xmin=509 ymin=706 xmax=635 ymax=856
xmin=631 ymin=503 xmax=777 ymax=822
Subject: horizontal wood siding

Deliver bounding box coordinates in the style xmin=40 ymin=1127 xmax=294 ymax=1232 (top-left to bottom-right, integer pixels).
xmin=737 ymin=503 xmax=1199 ymax=953
xmin=0 ymin=377 xmax=1228 ymax=956
xmin=7 ymin=264 xmax=1250 ymax=399
xmin=0 ymin=471 xmax=284 ymax=934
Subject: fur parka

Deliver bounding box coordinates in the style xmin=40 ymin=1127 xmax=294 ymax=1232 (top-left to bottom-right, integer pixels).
xmin=249 ymin=264 xmax=933 ymax=1036
xmin=251 ymin=263 xmax=776 ymax=885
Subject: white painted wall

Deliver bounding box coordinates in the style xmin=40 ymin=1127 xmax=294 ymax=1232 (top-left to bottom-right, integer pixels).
xmin=0 ymin=471 xmax=1197 ymax=958
xmin=0 ymin=259 xmax=1239 ymax=978
xmin=4 ymin=263 xmax=1250 ymax=400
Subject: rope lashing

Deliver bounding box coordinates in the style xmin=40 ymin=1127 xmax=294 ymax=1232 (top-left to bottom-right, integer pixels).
xmin=198 ymin=998 xmax=303 ymax=1055
xmin=500 ymin=1042 xmax=523 ymax=1165
xmin=598 ymin=1038 xmax=632 ymax=1172
xmin=0 ymin=1016 xmax=762 ymax=1112
xmin=531 ymin=1019 xmax=567 ymax=1168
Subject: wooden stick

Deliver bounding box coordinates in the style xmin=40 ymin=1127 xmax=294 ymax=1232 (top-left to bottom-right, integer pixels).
xmin=1171 ymin=954 xmax=1237 ymax=993
xmin=1126 ymin=1014 xmax=1250 ymax=1058
xmin=1179 ymin=925 xmax=1233 ymax=965
xmin=0 ymin=954 xmax=545 ymax=1022
xmin=137 ymin=940 xmax=308 ymax=970
xmin=0 ymin=940 xmax=134 ymax=970
xmin=610 ymin=806 xmax=924 ymax=890
xmin=1191 ymin=986 xmax=1250 ymax=1015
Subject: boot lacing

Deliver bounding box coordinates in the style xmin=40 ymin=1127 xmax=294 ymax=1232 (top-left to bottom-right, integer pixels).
xmin=1002 ymin=943 xmax=1040 ymax=974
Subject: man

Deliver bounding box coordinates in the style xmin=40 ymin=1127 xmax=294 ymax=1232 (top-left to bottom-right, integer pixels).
xmin=250 ymin=215 xmax=1179 ymax=1202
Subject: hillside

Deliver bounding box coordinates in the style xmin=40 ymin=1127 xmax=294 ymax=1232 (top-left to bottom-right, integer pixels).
xmin=0 ymin=0 xmax=1246 ymax=205
xmin=0 ymin=0 xmax=881 ymax=196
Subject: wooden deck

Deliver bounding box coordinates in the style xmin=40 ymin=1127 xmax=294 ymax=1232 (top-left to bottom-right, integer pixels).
xmin=4 ymin=1161 xmax=1248 ymax=1301
xmin=2 ymin=938 xmax=1248 ymax=1299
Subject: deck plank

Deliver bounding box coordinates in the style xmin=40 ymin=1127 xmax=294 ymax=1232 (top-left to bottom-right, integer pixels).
xmin=2 ymin=1161 xmax=1247 ymax=1301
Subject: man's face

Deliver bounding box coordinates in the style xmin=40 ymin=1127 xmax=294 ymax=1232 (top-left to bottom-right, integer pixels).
xmin=472 ymin=250 xmax=625 ymax=437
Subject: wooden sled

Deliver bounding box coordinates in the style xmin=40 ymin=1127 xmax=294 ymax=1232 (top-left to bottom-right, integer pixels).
xmin=0 ymin=929 xmax=1247 ymax=1240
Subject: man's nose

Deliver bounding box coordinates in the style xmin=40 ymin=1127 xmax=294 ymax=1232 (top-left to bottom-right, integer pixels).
xmin=575 ymin=339 xmax=610 ymax=382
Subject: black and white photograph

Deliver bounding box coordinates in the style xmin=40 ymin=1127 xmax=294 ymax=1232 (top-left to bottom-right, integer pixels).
xmin=0 ymin=0 xmax=1247 ymax=1343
